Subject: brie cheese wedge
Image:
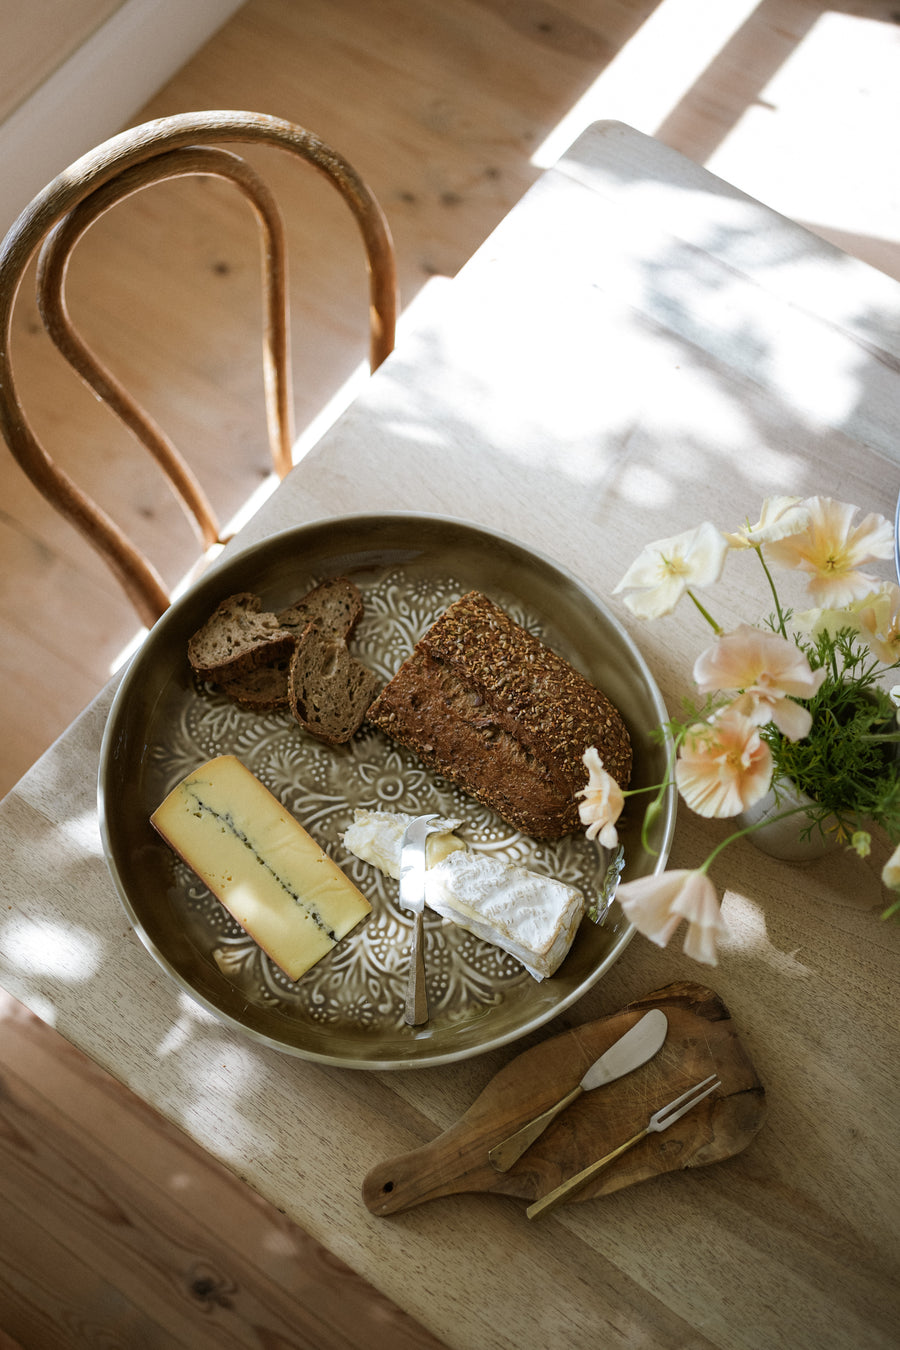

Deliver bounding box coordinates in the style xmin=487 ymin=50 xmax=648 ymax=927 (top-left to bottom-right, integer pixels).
xmin=424 ymin=849 xmax=585 ymax=981
xmin=342 ymin=808 xmax=466 ymax=879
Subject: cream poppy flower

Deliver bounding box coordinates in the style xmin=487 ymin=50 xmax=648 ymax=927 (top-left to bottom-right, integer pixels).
xmin=693 ymin=624 xmax=826 ymax=740
xmin=576 ymin=746 xmax=625 ymax=848
xmin=614 ymin=522 xmax=729 ymax=620
xmin=883 ymin=842 xmax=900 ymax=890
xmin=617 ymin=869 xmax=728 ymax=965
xmin=763 ymin=496 xmax=893 ymax=606
xmin=675 ymin=708 xmax=773 ymax=818
xmin=856 ymin=584 xmax=900 ymax=666
xmin=724 ymin=496 xmax=810 ymax=549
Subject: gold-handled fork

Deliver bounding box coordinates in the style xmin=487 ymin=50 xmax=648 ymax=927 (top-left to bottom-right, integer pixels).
xmin=526 ymin=1072 xmax=721 ymax=1220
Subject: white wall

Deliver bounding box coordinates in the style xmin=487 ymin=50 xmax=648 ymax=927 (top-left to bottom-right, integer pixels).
xmin=0 ymin=0 xmax=245 ymax=235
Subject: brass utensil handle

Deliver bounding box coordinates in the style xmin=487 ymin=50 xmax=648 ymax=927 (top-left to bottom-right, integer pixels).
xmin=405 ymin=912 xmax=428 ymax=1025
xmin=526 ymin=1126 xmax=649 ymax=1220
xmin=489 ymin=1085 xmax=584 ymax=1172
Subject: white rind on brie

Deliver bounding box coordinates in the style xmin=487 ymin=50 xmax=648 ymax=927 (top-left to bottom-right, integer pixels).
xmin=425 ymin=850 xmax=585 ymax=981
xmin=342 ymin=808 xmax=585 ymax=980
xmin=341 ymin=808 xmax=466 ymax=879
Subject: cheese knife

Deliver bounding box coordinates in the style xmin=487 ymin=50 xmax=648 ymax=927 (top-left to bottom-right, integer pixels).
xmin=399 ymin=813 xmax=442 ymax=1026
xmin=488 ymin=1008 xmax=669 ymax=1171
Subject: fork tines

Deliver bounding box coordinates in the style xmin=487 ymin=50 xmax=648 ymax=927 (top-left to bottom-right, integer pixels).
xmin=655 ymin=1073 xmax=721 ymax=1128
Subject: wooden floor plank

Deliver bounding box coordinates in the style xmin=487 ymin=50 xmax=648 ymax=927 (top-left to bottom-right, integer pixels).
xmin=0 ymin=993 xmax=446 ymax=1349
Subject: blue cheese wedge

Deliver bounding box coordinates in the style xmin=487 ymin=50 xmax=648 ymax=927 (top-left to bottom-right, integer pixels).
xmin=341 ymin=808 xmax=467 ymax=878
xmin=151 ymin=755 xmax=370 ymax=980
xmin=424 ymin=850 xmax=585 ymax=981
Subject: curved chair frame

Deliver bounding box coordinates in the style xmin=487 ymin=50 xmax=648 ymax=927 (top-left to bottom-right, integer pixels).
xmin=0 ymin=111 xmax=397 ymax=626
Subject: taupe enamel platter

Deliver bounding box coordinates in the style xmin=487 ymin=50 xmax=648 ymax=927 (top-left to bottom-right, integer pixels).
xmin=99 ymin=513 xmax=675 ymax=1069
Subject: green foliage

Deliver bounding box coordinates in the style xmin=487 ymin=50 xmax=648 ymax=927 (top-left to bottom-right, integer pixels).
xmin=762 ymin=628 xmax=900 ymax=844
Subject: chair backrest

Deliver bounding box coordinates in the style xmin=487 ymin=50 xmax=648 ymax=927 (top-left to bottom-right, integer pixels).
xmin=0 ymin=110 xmax=397 ymax=627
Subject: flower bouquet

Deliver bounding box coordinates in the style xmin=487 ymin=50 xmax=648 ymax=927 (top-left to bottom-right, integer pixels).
xmin=578 ymin=495 xmax=900 ymax=965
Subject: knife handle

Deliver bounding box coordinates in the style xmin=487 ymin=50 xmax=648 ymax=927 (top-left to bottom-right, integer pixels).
xmin=488 ymin=1084 xmax=584 ymax=1172
xmin=405 ymin=912 xmax=428 ymax=1025
xmin=525 ymin=1125 xmax=649 ymax=1220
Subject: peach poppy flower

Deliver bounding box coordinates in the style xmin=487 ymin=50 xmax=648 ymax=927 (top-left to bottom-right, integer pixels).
xmin=883 ymin=842 xmax=900 ymax=890
xmin=675 ymin=708 xmax=773 ymax=818
xmin=724 ymin=496 xmax=810 ymax=549
xmin=614 ymin=522 xmax=729 ymax=620
xmin=576 ymin=747 xmax=625 ymax=848
xmin=693 ymin=624 xmax=826 ymax=740
xmin=763 ymin=496 xmax=893 ymax=607
xmin=617 ymin=869 xmax=728 ymax=965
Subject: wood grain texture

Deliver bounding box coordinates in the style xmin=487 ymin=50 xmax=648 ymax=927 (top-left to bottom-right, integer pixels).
xmin=4 ymin=0 xmax=899 ymax=796
xmin=363 ymin=982 xmax=766 ymax=1214
xmin=1 ymin=4 xmax=899 ymax=1349
xmin=0 ymin=991 xmax=445 ymax=1349
xmin=0 ymin=0 xmax=125 ymax=123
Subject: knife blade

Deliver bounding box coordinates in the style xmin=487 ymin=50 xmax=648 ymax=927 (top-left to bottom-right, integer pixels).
xmin=399 ymin=813 xmax=440 ymax=1026
xmin=487 ymin=1008 xmax=669 ymax=1172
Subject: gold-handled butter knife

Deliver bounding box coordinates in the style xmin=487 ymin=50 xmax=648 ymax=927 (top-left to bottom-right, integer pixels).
xmin=488 ymin=1008 xmax=668 ymax=1172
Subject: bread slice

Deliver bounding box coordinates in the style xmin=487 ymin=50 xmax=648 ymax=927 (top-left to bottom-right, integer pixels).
xmin=214 ymin=578 xmax=365 ymax=710
xmin=187 ymin=592 xmax=294 ymax=682
xmin=287 ymin=620 xmax=380 ymax=745
xmin=213 ymin=658 xmax=293 ymax=712
xmin=366 ymin=590 xmax=632 ymax=839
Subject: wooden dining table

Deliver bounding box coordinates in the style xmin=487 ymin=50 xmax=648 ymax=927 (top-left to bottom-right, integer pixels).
xmin=1 ymin=121 xmax=898 ymax=1350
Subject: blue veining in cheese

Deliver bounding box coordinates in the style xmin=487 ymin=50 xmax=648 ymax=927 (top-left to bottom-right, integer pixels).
xmin=151 ymin=755 xmax=371 ymax=980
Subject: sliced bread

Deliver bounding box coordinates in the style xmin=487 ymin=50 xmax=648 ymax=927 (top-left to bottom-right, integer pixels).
xmin=276 ymin=577 xmax=364 ymax=640
xmin=187 ymin=592 xmax=294 ymax=682
xmin=214 ymin=577 xmax=365 ymax=710
xmin=288 ymin=620 xmax=380 ymax=745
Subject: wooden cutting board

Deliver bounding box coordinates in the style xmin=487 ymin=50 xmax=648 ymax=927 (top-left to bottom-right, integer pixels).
xmin=363 ymin=982 xmax=766 ymax=1215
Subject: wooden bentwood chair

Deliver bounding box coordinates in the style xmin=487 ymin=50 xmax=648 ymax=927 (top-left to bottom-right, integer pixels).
xmin=0 ymin=110 xmax=397 ymax=627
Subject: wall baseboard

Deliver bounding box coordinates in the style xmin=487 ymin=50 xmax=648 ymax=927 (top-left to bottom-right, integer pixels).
xmin=0 ymin=0 xmax=244 ymax=235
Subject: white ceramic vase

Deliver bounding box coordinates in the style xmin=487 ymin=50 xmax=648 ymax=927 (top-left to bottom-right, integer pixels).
xmin=736 ymin=779 xmax=835 ymax=863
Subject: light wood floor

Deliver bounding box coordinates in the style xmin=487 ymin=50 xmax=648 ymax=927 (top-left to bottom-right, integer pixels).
xmin=1 ymin=0 xmax=898 ymax=1345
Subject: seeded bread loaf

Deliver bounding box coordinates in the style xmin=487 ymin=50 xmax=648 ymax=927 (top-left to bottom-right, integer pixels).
xmin=288 ymin=620 xmax=380 ymax=745
xmin=366 ymin=590 xmax=632 ymax=839
xmin=214 ymin=578 xmax=365 ymax=710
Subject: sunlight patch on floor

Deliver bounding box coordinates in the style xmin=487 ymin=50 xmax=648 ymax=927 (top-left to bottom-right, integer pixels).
xmin=531 ymin=0 xmax=762 ymax=168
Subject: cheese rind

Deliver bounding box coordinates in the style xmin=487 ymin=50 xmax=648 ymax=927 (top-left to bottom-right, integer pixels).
xmin=342 ymin=808 xmax=584 ymax=980
xmin=151 ymin=755 xmax=370 ymax=980
xmin=341 ymin=808 xmax=467 ymax=879
xmin=424 ymin=850 xmax=585 ymax=980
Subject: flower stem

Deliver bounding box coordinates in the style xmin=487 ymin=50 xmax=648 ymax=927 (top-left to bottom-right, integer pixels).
xmin=698 ymin=802 xmax=825 ymax=871
xmin=638 ymin=730 xmax=683 ymax=856
xmin=753 ymin=545 xmax=787 ymax=637
xmin=686 ymin=589 xmax=722 ymax=634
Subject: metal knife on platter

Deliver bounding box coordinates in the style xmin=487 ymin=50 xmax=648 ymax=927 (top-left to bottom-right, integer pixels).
xmin=488 ymin=1008 xmax=669 ymax=1172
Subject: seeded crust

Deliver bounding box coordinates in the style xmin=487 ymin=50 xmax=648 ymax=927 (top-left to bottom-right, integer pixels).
xmin=214 ymin=578 xmax=365 ymax=710
xmin=366 ymin=590 xmax=632 ymax=839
